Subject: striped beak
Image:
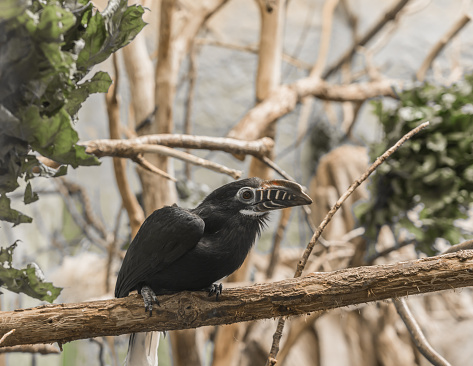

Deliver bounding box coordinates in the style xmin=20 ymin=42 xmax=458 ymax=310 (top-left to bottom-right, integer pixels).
xmin=253 ymin=180 xmax=312 ymax=212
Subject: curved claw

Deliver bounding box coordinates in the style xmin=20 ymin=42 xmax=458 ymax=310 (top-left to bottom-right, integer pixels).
xmin=140 ymin=285 xmax=160 ymax=316
xmin=207 ymin=283 xmax=223 ymax=301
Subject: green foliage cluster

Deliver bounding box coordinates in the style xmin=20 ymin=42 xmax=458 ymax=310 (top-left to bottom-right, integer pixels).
xmin=0 ymin=0 xmax=146 ymax=225
xmin=356 ymin=75 xmax=473 ymax=254
xmin=0 ymin=0 xmax=145 ymax=302
xmin=0 ymin=242 xmax=62 ymax=302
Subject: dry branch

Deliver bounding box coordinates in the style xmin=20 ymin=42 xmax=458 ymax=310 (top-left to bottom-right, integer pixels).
xmin=132 ymin=144 xmax=242 ymax=179
xmin=83 ymin=135 xmax=274 ymax=159
xmin=228 ymin=79 xmax=397 ymax=142
xmin=416 ymin=13 xmax=471 ymax=81
xmin=195 ymin=38 xmax=311 ymax=70
xmin=0 ymin=344 xmax=60 ymax=355
xmin=322 ymin=0 xmax=411 ymax=79
xmin=393 ymin=298 xmax=451 ymax=366
xmin=1 ymin=251 xmax=473 ymax=348
xmin=106 ymin=54 xmax=144 ymax=237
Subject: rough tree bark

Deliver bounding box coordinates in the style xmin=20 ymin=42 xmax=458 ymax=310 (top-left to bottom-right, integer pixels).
xmin=1 ymin=250 xmax=472 ymax=348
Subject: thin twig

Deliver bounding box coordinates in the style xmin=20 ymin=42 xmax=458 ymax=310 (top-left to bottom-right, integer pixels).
xmin=416 ymin=13 xmax=471 ymax=81
xmin=366 ymin=239 xmax=415 ymax=265
xmin=294 ymin=0 xmax=340 ymax=150
xmin=393 ymin=298 xmax=451 ymax=366
xmin=195 ymin=38 xmax=312 ymax=70
xmin=89 ymin=338 xmax=105 ymax=366
xmin=0 ymin=329 xmax=15 ymax=346
xmin=55 ymin=179 xmax=108 ymax=251
xmin=311 ymin=0 xmax=340 ymax=78
xmin=283 ymin=0 xmax=318 ymax=77
xmin=0 ymin=344 xmax=59 ymax=354
xmin=134 ymin=144 xmax=242 ymax=179
xmin=265 ymin=121 xmax=430 ymax=365
xmin=183 ymin=42 xmax=198 ymax=180
xmin=132 ymin=154 xmax=177 ymax=181
xmin=106 ymin=53 xmax=145 ymax=237
xmin=60 ymin=179 xmax=109 ymax=239
xmin=322 ymin=0 xmax=411 ymax=79
xmin=443 ymin=239 xmax=473 ymax=254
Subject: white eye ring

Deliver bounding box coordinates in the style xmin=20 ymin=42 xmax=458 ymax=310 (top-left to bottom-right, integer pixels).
xmin=238 ymin=188 xmax=254 ymax=202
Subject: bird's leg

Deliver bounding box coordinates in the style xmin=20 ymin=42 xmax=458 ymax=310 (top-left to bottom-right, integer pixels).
xmin=139 ymin=285 xmax=159 ymax=316
xmin=206 ymin=283 xmax=223 ymax=301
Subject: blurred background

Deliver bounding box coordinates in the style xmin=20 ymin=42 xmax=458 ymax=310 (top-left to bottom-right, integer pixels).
xmin=2 ymin=0 xmax=473 ymax=365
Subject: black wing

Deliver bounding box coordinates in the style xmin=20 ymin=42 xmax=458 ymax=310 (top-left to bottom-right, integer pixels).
xmin=115 ymin=206 xmax=205 ymax=298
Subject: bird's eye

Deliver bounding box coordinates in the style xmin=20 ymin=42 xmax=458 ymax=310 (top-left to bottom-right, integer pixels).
xmin=239 ymin=189 xmax=254 ymax=201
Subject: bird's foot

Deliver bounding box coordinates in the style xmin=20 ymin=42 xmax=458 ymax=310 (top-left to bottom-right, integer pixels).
xmin=140 ymin=285 xmax=159 ymax=316
xmin=207 ymin=283 xmax=223 ymax=301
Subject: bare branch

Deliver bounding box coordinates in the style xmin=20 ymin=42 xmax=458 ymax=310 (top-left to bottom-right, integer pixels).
xmin=194 ymin=38 xmax=311 ymax=70
xmin=416 ymin=13 xmax=471 ymax=81
xmin=443 ymin=239 xmax=473 ymax=254
xmin=106 ymin=53 xmax=144 ymax=237
xmin=1 ymin=251 xmax=473 ymax=348
xmin=0 ymin=330 xmax=15 ymax=346
xmin=266 ymin=121 xmax=430 ymax=364
xmin=133 ymin=144 xmax=242 ymax=179
xmin=228 ymin=79 xmax=398 ymax=142
xmin=311 ymin=0 xmax=340 ymax=78
xmin=0 ymin=344 xmax=60 ymax=355
xmin=393 ymin=298 xmax=451 ymax=366
xmin=84 ymin=135 xmax=274 ymax=159
xmin=133 ymin=155 xmax=178 ymax=182
xmin=54 ymin=179 xmax=108 ymax=251
xmin=322 ymin=0 xmax=411 ymax=79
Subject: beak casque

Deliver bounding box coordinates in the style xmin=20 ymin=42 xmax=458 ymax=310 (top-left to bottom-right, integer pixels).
xmin=253 ymin=179 xmax=312 ymax=212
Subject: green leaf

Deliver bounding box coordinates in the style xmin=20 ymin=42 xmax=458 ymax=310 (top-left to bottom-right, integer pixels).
xmin=20 ymin=106 xmax=99 ymax=167
xmin=24 ymin=182 xmax=38 ymax=204
xmin=77 ymin=1 xmax=146 ymax=70
xmin=0 ymin=242 xmax=62 ymax=302
xmin=36 ymin=3 xmax=75 ymax=40
xmin=0 ymin=195 xmax=32 ymax=225
xmin=0 ymin=0 xmax=144 ymax=226
xmin=66 ymin=71 xmax=112 ymax=116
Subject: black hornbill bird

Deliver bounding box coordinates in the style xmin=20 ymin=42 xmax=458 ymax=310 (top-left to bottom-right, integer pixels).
xmin=115 ymin=177 xmax=312 ymax=365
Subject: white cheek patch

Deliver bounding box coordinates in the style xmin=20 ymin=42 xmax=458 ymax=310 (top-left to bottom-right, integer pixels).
xmin=239 ymin=209 xmax=266 ymax=217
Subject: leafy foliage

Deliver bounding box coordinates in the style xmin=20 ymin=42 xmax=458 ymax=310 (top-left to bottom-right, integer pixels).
xmin=0 ymin=0 xmax=146 ymax=224
xmin=356 ymin=76 xmax=473 ymax=254
xmin=0 ymin=242 xmax=62 ymax=302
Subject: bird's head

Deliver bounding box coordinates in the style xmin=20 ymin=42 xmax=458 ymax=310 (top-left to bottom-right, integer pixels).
xmin=196 ymin=177 xmax=312 ymax=220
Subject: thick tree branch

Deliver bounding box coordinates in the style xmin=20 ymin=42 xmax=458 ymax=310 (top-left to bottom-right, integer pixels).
xmin=83 ymin=135 xmax=274 ymax=159
xmin=0 ymin=251 xmax=473 ymax=348
xmin=228 ymin=79 xmax=397 ymax=142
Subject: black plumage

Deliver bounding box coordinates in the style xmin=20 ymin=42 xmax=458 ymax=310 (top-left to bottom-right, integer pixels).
xmin=115 ymin=177 xmax=312 ymax=305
